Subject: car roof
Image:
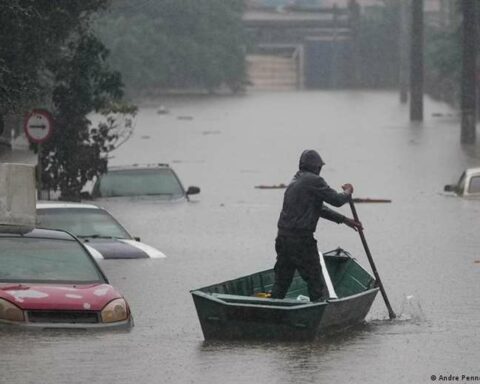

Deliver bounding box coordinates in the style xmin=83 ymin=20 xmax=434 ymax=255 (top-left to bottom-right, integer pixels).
xmin=36 ymin=201 xmax=100 ymax=210
xmin=0 ymin=226 xmax=76 ymax=240
xmin=106 ymin=163 xmax=171 ymax=172
xmin=465 ymin=167 xmax=480 ymax=177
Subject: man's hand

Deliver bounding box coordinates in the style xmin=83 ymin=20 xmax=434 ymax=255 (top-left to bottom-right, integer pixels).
xmin=342 ymin=183 xmax=354 ymax=195
xmin=344 ymin=217 xmax=363 ymax=232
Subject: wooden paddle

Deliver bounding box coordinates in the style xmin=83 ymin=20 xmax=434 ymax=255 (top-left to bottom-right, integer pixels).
xmin=349 ymin=197 xmax=396 ymax=319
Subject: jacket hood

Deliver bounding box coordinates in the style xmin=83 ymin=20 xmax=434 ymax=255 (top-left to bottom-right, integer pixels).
xmin=299 ymin=150 xmax=325 ymax=173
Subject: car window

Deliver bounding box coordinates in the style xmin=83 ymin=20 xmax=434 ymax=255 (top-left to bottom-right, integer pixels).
xmin=37 ymin=208 xmax=131 ymax=239
xmin=95 ymin=168 xmax=184 ymax=197
xmin=0 ymin=237 xmax=104 ymax=283
xmin=468 ymin=176 xmax=480 ymax=194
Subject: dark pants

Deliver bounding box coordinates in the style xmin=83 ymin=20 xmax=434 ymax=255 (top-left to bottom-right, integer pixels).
xmin=271 ymin=235 xmax=324 ymax=301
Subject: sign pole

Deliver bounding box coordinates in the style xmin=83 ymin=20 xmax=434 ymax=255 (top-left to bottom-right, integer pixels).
xmin=24 ymin=109 xmax=54 ymax=199
xmin=37 ymin=143 xmax=42 ymax=200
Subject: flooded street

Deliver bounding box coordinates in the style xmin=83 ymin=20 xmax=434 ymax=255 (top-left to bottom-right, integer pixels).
xmin=2 ymin=91 xmax=480 ymax=383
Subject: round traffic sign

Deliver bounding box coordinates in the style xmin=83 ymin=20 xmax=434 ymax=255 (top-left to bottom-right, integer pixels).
xmin=24 ymin=109 xmax=54 ymax=144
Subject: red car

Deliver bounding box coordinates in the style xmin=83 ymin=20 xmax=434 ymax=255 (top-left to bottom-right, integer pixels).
xmin=0 ymin=227 xmax=133 ymax=329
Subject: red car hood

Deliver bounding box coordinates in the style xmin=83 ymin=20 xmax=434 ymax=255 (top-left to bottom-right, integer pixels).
xmin=0 ymin=283 xmax=122 ymax=311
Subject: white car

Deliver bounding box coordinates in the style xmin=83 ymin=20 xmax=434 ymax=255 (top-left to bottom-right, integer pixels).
xmin=36 ymin=202 xmax=166 ymax=260
xmin=444 ymin=167 xmax=480 ymax=197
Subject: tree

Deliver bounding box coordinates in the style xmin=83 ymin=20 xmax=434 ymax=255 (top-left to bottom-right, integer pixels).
xmin=356 ymin=1 xmax=401 ymax=88
xmin=0 ymin=2 xmax=136 ymax=200
xmin=95 ymin=0 xmax=247 ymax=95
xmin=460 ymin=0 xmax=477 ymax=143
xmin=0 ymin=1 xmax=108 ymax=114
xmin=40 ymin=31 xmax=137 ymax=200
xmin=424 ymin=8 xmax=461 ymax=107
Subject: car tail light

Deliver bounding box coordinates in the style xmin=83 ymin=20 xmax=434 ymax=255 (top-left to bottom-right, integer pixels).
xmin=0 ymin=298 xmax=25 ymax=322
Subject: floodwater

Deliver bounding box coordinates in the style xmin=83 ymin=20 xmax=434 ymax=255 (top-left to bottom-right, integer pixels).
xmin=2 ymin=91 xmax=480 ymax=384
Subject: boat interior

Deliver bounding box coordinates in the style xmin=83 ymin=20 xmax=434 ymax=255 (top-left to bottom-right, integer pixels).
xmin=198 ymin=249 xmax=376 ymax=305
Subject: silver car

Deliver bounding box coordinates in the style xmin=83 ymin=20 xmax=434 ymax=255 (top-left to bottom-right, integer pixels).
xmin=91 ymin=164 xmax=200 ymax=201
xmin=36 ymin=202 xmax=166 ymax=260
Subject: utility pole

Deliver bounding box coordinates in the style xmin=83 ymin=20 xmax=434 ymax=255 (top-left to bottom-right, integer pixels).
xmin=331 ymin=4 xmax=339 ymax=89
xmin=0 ymin=115 xmax=4 ymax=141
xmin=410 ymin=0 xmax=423 ymax=121
xmin=399 ymin=0 xmax=409 ymax=104
xmin=461 ymin=0 xmax=477 ymax=144
xmin=348 ymin=0 xmax=361 ymax=88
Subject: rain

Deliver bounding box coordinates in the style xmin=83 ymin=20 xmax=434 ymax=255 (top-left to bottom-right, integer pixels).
xmin=1 ymin=1 xmax=479 ymax=383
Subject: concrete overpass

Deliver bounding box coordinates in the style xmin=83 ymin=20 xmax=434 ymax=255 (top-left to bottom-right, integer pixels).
xmin=243 ymin=4 xmax=358 ymax=90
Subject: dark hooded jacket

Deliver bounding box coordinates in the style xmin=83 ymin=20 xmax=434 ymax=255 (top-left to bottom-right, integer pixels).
xmin=277 ymin=150 xmax=350 ymax=236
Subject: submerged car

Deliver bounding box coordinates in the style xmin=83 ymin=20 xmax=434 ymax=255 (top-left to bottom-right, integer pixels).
xmin=36 ymin=202 xmax=166 ymax=260
xmin=444 ymin=167 xmax=480 ymax=197
xmin=0 ymin=227 xmax=133 ymax=329
xmin=91 ymin=164 xmax=200 ymax=201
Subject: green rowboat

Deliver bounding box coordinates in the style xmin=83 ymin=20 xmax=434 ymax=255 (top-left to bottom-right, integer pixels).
xmin=190 ymin=248 xmax=379 ymax=340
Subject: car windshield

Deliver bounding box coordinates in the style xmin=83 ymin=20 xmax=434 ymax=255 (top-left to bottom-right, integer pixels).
xmin=0 ymin=237 xmax=104 ymax=283
xmin=95 ymin=168 xmax=184 ymax=197
xmin=37 ymin=208 xmax=131 ymax=239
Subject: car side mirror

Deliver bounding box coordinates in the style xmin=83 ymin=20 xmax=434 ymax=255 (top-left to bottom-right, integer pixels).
xmin=186 ymin=186 xmax=200 ymax=195
xmin=134 ymin=236 xmax=141 ymax=242
xmin=444 ymin=184 xmax=455 ymax=192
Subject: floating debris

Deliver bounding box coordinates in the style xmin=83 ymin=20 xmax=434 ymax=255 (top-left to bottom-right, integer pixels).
xmin=255 ymin=184 xmax=286 ymax=189
xmin=177 ymin=116 xmax=193 ymax=121
xmin=202 ymin=130 xmax=221 ymax=135
xmin=157 ymin=105 xmax=169 ymax=114
xmin=352 ymin=198 xmax=392 ymax=203
xmin=172 ymin=160 xmax=206 ymax=164
xmin=254 ymin=184 xmax=391 ymax=203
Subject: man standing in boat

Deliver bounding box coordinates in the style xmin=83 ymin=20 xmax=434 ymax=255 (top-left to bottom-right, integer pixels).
xmin=271 ymin=149 xmax=362 ymax=302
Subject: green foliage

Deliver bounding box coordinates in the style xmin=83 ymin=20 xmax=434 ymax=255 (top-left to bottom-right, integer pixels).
xmin=425 ymin=26 xmax=461 ymax=106
xmin=423 ymin=1 xmax=464 ymax=106
xmin=0 ymin=1 xmax=108 ymax=113
xmin=356 ymin=1 xmax=401 ymax=88
xmin=40 ymin=32 xmax=137 ymax=200
xmin=0 ymin=1 xmax=136 ymax=200
xmin=95 ymin=0 xmax=247 ymax=95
